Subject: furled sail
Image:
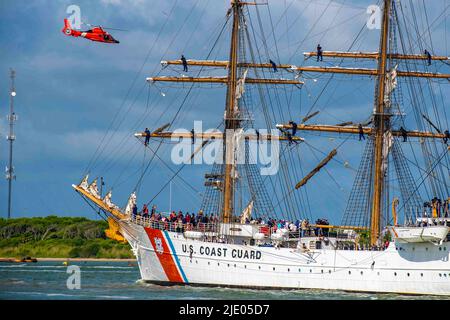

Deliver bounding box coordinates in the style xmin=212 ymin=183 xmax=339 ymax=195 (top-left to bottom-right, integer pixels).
xmin=124 ymin=192 xmax=137 ymax=217
xmin=235 ymin=69 xmax=248 ymax=100
xmin=384 ymin=65 xmax=398 ymax=106
xmin=382 ymin=131 xmax=393 ymax=176
xmin=240 ymin=200 xmax=254 ymax=224
xmin=232 ymin=128 xmax=245 ymax=180
xmin=80 ymin=174 xmax=89 ymax=190
xmin=104 ymin=190 xmax=116 ymax=209
xmin=234 ymin=69 xmax=248 ymax=114
xmin=88 ymin=179 xmax=100 ymax=198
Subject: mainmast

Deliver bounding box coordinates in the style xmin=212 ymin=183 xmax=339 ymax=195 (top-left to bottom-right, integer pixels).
xmin=370 ymin=0 xmax=391 ymax=246
xmin=222 ymin=0 xmax=241 ymax=223
xmin=142 ymin=0 xmax=305 ymax=223
xmin=6 ymin=69 xmax=17 ymax=219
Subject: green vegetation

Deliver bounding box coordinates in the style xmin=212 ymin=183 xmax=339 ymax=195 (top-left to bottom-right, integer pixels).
xmin=0 ymin=216 xmax=133 ymax=259
xmin=357 ymin=230 xmax=371 ymax=246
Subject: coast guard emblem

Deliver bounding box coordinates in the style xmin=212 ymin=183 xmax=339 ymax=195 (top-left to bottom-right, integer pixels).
xmin=154 ymin=237 xmax=164 ymax=254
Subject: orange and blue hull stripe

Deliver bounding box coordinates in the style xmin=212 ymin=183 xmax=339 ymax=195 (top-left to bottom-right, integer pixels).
xmin=144 ymin=227 xmax=188 ymax=284
xmin=163 ymin=230 xmax=188 ymax=283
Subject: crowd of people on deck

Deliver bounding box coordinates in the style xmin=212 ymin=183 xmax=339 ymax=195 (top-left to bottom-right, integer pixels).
xmin=419 ymin=197 xmax=450 ymax=226
xmin=261 ymin=217 xmax=329 ymax=238
xmin=129 ymin=204 xmax=395 ymax=252
xmin=131 ymin=203 xmax=333 ymax=238
xmin=131 ymin=204 xmax=219 ymax=232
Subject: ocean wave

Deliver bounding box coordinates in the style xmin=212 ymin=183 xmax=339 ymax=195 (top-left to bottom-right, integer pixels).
xmin=1 ymin=291 xmax=79 ymax=298
xmin=0 ymin=269 xmax=67 ymax=273
xmin=81 ymin=270 xmax=136 ymax=274
xmin=0 ymin=264 xmax=28 ymax=268
xmin=85 ymin=266 xmax=134 ymax=269
xmin=94 ymin=295 xmax=132 ymax=299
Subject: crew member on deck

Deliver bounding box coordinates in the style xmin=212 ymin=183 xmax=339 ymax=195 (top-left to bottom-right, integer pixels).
xmin=132 ymin=204 xmax=138 ymax=218
xmin=191 ymin=128 xmax=195 ymax=144
xmin=424 ymin=49 xmax=432 ymax=66
xmin=399 ymin=126 xmax=408 ymax=142
xmin=317 ymin=44 xmax=323 ymax=62
xmin=358 ymin=124 xmax=365 ymax=141
xmin=444 ymin=199 xmax=449 ymax=218
xmin=144 ymin=127 xmax=151 ymax=146
xmin=269 ymin=59 xmax=278 ymax=72
xmin=142 ymin=204 xmax=149 ymax=218
xmin=181 ymin=54 xmax=188 ymax=72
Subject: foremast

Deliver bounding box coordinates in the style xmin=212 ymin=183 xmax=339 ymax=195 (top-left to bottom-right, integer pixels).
xmin=222 ymin=0 xmax=241 ymax=223
xmin=370 ymin=0 xmax=391 ymax=246
xmin=142 ymin=0 xmax=306 ymax=223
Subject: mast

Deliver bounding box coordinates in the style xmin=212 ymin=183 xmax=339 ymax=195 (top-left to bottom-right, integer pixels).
xmin=139 ymin=0 xmax=303 ymax=225
xmin=370 ymin=0 xmax=391 ymax=246
xmin=222 ymin=0 xmax=241 ymax=223
xmin=6 ymin=69 xmax=16 ymax=219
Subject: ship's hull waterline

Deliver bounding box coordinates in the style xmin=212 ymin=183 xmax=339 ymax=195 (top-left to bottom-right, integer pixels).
xmin=120 ymin=221 xmax=450 ymax=296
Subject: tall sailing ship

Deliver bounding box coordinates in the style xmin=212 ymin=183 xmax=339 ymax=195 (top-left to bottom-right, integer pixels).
xmin=74 ymin=0 xmax=450 ymax=295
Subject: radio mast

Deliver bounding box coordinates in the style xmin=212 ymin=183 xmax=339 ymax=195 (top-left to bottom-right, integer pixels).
xmin=6 ymin=69 xmax=17 ymax=219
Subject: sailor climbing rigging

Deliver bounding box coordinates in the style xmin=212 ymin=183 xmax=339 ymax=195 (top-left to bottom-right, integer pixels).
xmin=317 ymin=44 xmax=323 ymax=62
xmin=358 ymin=124 xmax=365 ymax=141
xmin=181 ymin=55 xmax=188 ymax=72
xmin=444 ymin=130 xmax=449 ymax=144
xmin=269 ymin=59 xmax=277 ymax=72
xmin=289 ymin=120 xmax=297 ymax=137
xmin=144 ymin=128 xmax=151 ymax=146
xmin=424 ymin=49 xmax=432 ymax=66
xmin=399 ymin=126 xmax=408 ymax=142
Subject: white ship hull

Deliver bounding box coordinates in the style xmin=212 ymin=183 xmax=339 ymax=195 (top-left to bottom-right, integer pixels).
xmin=120 ymin=221 xmax=450 ymax=296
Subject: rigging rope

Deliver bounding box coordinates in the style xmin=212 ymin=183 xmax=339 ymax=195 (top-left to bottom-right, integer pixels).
xmin=133 ymin=13 xmax=232 ymax=193
xmin=84 ymin=0 xmax=180 ymax=174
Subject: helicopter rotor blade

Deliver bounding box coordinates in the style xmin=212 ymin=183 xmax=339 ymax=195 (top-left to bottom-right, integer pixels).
xmin=82 ymin=22 xmax=128 ymax=31
xmin=102 ymin=27 xmax=129 ymax=32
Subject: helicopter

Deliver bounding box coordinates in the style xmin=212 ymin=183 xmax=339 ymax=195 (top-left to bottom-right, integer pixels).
xmin=62 ymin=19 xmax=120 ymax=44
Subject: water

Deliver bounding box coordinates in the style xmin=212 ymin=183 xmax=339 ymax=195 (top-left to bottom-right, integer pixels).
xmin=0 ymin=260 xmax=445 ymax=300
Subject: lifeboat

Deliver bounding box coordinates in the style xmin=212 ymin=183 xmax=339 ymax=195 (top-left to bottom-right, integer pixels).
xmin=204 ymin=232 xmax=219 ymax=237
xmin=389 ymin=225 xmax=449 ymax=244
xmin=252 ymin=232 xmax=265 ymax=240
xmin=270 ymin=233 xmax=285 ymax=241
xmin=184 ymin=231 xmax=204 ymax=239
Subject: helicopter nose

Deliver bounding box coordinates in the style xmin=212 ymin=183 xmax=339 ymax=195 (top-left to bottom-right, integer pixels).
xmin=115 ymin=40 xmax=120 ymax=43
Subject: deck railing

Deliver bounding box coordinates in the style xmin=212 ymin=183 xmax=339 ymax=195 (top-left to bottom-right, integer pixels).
xmin=129 ymin=215 xmax=358 ymax=242
xmin=130 ymin=215 xmax=219 ymax=233
xmin=261 ymin=226 xmax=326 ymax=239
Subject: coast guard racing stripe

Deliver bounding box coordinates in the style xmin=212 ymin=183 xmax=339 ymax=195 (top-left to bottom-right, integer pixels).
xmin=144 ymin=228 xmax=188 ymax=283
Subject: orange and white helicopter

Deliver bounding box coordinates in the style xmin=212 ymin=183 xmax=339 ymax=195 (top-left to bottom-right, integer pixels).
xmin=62 ymin=19 xmax=120 ymax=44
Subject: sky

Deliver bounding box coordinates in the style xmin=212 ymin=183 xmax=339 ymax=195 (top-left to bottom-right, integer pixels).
xmin=0 ymin=0 xmax=448 ymax=223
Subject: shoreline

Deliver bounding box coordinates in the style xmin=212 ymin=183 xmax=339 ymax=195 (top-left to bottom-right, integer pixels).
xmin=0 ymin=257 xmax=135 ymax=262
